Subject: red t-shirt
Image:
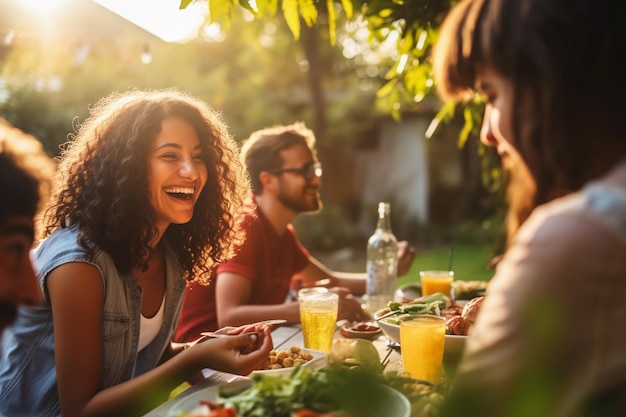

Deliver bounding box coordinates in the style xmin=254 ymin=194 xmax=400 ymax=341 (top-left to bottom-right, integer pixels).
xmin=174 ymin=202 xmax=310 ymax=342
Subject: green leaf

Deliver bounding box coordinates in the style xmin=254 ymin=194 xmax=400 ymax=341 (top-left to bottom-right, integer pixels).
xmin=179 ymin=0 xmax=193 ymax=9
xmin=376 ymin=79 xmax=397 ymax=98
xmin=459 ymin=105 xmax=475 ymax=147
xmin=209 ymin=0 xmax=237 ymax=28
xmin=340 ymin=0 xmax=354 ymax=18
xmin=255 ymin=0 xmax=279 ymax=16
xmin=326 ymin=0 xmax=337 ymax=45
xmin=282 ymin=0 xmax=301 ymax=39
xmin=299 ymin=0 xmax=318 ymax=26
xmin=398 ymin=30 xmax=415 ymax=54
xmin=425 ymin=102 xmax=457 ymax=139
xmin=238 ymin=0 xmax=259 ymax=15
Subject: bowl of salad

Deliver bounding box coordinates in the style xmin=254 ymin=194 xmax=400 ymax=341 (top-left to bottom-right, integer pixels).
xmin=374 ymin=293 xmax=470 ymax=357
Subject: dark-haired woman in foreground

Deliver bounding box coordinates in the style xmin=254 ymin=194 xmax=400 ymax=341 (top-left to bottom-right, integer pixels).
xmin=433 ymin=0 xmax=626 ymax=416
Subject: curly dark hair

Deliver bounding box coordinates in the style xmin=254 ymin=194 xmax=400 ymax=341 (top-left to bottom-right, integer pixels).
xmin=43 ymin=89 xmax=249 ymax=283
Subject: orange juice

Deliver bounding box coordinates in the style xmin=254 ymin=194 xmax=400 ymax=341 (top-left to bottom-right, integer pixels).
xmin=400 ymin=315 xmax=446 ymax=382
xmin=420 ymin=270 xmax=454 ymax=298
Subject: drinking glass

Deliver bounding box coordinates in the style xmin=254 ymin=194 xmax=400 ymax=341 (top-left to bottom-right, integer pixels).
xmin=400 ymin=315 xmax=446 ymax=383
xmin=298 ymin=288 xmax=338 ymax=353
xmin=420 ymin=270 xmax=454 ymax=299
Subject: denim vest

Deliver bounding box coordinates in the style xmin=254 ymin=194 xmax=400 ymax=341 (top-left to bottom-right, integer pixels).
xmin=0 ymin=227 xmax=187 ymax=417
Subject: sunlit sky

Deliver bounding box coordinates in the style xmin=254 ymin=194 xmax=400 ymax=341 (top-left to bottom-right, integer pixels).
xmin=91 ymin=0 xmax=207 ymax=42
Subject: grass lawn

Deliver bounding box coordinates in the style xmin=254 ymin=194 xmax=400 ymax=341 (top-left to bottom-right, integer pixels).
xmin=316 ymin=243 xmax=495 ymax=287
xmin=398 ymin=244 xmax=495 ymax=287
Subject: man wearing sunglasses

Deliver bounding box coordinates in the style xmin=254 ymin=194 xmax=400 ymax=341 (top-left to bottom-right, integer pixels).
xmin=175 ymin=122 xmax=415 ymax=342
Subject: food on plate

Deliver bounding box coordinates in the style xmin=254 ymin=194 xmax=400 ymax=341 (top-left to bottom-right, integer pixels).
xmin=339 ymin=321 xmax=382 ymax=340
xmin=444 ymin=296 xmax=484 ymax=335
xmin=377 ymin=293 xmax=451 ymax=324
xmin=376 ymin=293 xmax=485 ymax=336
xmin=221 ymin=366 xmax=409 ymax=417
xmin=294 ymin=410 xmax=346 ymax=417
xmin=384 ymin=371 xmax=444 ymax=417
xmin=173 ymin=399 xmax=236 ymax=417
xmin=184 ymin=401 xmax=236 ymax=417
xmin=173 ymin=363 xmax=440 ymax=417
xmin=461 ymin=295 xmax=483 ymax=322
xmin=346 ymin=322 xmax=380 ymax=332
xmin=451 ymin=280 xmax=487 ymax=300
xmin=260 ymin=346 xmax=314 ymax=370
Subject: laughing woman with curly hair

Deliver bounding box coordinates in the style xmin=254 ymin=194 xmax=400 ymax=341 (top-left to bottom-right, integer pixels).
xmin=0 ymin=89 xmax=273 ymax=417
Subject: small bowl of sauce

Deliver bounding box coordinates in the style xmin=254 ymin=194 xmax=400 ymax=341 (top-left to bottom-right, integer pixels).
xmin=340 ymin=321 xmax=382 ymax=340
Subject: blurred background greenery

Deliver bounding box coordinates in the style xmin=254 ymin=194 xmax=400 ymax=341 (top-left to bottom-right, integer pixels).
xmin=0 ymin=0 xmax=506 ymax=281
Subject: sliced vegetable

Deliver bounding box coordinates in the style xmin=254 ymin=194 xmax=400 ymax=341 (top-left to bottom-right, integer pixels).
xmin=382 ymin=293 xmax=451 ymax=324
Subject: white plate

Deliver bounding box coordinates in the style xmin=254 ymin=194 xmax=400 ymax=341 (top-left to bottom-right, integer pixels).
xmin=165 ymin=379 xmax=410 ymax=417
xmin=374 ymin=309 xmax=467 ymax=357
xmin=249 ymin=348 xmax=327 ymax=377
xmin=166 ymin=379 xmax=252 ymax=417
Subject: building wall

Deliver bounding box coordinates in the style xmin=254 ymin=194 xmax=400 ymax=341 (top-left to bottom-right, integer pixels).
xmin=353 ymin=116 xmax=430 ymax=236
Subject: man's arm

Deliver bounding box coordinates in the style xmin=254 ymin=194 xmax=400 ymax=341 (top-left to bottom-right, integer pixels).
xmin=293 ymin=240 xmax=417 ymax=296
xmin=294 ymin=257 xmax=367 ymax=295
xmin=215 ymin=272 xmax=301 ymax=327
xmin=217 ymin=266 xmax=371 ymax=325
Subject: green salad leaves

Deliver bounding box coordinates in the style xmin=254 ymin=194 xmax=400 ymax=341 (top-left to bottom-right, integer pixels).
xmin=217 ymin=365 xmax=400 ymax=417
xmin=382 ymin=293 xmax=451 ymax=325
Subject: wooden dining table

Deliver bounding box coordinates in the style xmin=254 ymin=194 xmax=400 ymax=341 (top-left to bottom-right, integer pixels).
xmin=142 ymin=323 xmax=402 ymax=417
xmin=142 ymin=323 xmax=461 ymax=417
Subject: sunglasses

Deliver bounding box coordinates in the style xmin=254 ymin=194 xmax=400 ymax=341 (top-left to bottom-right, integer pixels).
xmin=266 ymin=162 xmax=322 ymax=181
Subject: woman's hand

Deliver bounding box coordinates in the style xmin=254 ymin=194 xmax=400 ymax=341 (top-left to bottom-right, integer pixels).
xmin=186 ymin=326 xmax=274 ymax=375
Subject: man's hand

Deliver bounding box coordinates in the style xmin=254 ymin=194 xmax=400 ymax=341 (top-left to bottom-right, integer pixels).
xmin=329 ymin=287 xmax=371 ymax=322
xmin=397 ymin=240 xmax=416 ymax=277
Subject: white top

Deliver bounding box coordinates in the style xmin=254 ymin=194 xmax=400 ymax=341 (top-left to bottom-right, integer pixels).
xmin=138 ymin=296 xmax=166 ymax=351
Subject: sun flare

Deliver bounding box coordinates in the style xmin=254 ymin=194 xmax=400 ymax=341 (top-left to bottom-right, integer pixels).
xmin=92 ymin=0 xmax=208 ymax=43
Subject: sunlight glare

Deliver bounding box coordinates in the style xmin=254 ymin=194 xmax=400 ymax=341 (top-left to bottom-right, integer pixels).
xmin=202 ymin=23 xmax=225 ymax=43
xmin=21 ymin=0 xmax=68 ymax=15
xmin=92 ymin=0 xmax=207 ymax=43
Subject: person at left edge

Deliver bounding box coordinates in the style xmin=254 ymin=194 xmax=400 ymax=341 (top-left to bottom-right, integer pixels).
xmin=0 ymin=89 xmax=273 ymax=417
xmin=0 ymin=119 xmax=52 ymax=337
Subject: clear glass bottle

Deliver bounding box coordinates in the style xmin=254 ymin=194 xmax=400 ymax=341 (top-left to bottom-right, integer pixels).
xmin=366 ymin=202 xmax=398 ymax=314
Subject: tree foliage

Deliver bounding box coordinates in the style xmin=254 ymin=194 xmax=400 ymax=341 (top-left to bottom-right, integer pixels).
xmin=181 ymin=0 xmax=457 ymax=122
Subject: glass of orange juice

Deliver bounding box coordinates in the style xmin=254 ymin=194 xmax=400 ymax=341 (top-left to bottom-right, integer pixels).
xmin=420 ymin=270 xmax=454 ymax=299
xmin=298 ymin=288 xmax=338 ymax=353
xmin=400 ymin=315 xmax=446 ymax=383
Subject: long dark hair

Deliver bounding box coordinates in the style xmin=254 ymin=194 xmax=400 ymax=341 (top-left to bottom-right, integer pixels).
xmin=44 ymin=89 xmax=248 ymax=282
xmin=433 ymin=0 xmax=626 ymax=242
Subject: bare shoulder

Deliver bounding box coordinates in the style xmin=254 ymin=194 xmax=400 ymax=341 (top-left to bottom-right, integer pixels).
xmin=47 ymin=262 xmax=104 ymax=302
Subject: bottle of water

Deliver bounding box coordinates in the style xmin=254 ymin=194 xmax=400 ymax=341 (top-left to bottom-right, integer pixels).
xmin=366 ymin=202 xmax=398 ymax=314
